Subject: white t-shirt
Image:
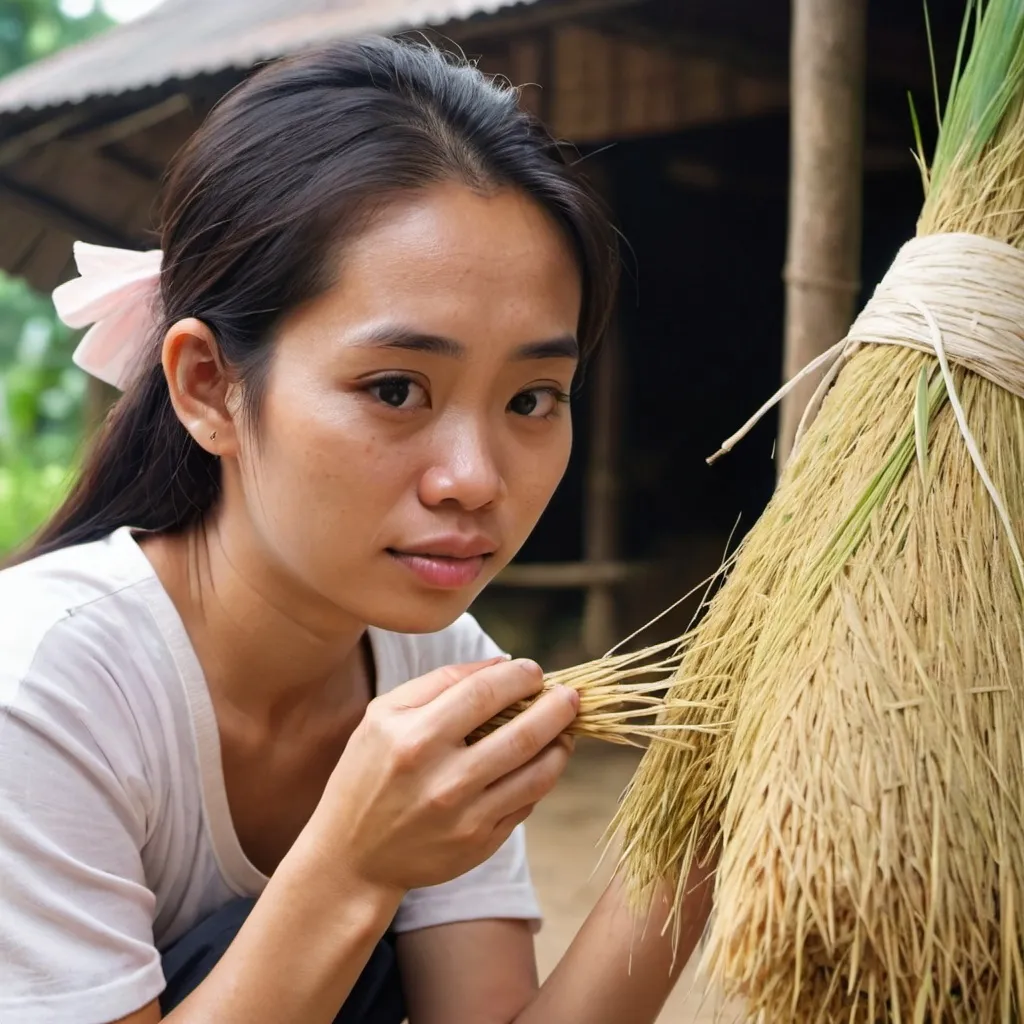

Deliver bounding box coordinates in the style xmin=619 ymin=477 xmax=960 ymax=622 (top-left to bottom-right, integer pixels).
xmin=0 ymin=527 xmax=541 ymax=1024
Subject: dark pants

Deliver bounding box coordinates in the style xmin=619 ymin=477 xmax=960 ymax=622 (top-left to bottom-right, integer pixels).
xmin=159 ymin=897 xmax=406 ymax=1023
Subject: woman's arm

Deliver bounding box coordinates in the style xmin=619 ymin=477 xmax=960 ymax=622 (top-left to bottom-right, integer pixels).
xmin=117 ymin=845 xmax=402 ymax=1024
xmin=516 ymin=863 xmax=714 ymax=1024
xmin=175 ymin=843 xmax=404 ymax=1022
xmin=400 ymin=859 xmax=715 ymax=1024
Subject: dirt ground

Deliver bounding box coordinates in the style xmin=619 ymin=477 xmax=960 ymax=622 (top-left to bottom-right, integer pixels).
xmin=525 ymin=739 xmax=742 ymax=1024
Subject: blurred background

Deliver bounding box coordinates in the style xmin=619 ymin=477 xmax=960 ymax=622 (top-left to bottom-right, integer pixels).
xmin=0 ymin=0 xmax=968 ymax=667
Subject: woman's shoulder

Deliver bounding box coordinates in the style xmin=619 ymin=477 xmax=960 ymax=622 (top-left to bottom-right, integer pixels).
xmin=370 ymin=612 xmax=506 ymax=695
xmin=0 ymin=532 xmax=176 ymax=844
xmin=0 ymin=528 xmax=161 ymax=712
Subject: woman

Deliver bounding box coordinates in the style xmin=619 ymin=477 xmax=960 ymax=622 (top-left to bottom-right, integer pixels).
xmin=0 ymin=36 xmax=711 ymax=1024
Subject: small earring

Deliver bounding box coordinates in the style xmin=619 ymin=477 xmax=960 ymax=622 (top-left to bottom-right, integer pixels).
xmin=209 ymin=430 xmax=217 ymax=441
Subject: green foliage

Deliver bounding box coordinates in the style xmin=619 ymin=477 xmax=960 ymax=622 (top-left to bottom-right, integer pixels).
xmin=0 ymin=456 xmax=74 ymax=553
xmin=0 ymin=0 xmax=114 ymax=553
xmin=0 ymin=274 xmax=86 ymax=553
xmin=0 ymin=0 xmax=111 ymax=77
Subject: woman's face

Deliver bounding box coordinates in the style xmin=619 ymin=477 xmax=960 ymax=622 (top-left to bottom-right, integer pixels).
xmin=228 ymin=182 xmax=583 ymax=634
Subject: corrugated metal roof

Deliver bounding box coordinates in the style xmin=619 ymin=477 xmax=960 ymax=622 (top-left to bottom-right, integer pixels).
xmin=0 ymin=0 xmax=540 ymax=115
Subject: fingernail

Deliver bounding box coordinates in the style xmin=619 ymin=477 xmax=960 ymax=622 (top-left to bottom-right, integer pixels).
xmin=513 ymin=658 xmax=543 ymax=677
xmin=556 ymin=684 xmax=581 ymax=712
xmin=558 ymin=733 xmax=576 ymax=754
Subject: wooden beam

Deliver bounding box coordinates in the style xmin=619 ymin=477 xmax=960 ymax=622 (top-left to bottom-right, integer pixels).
xmin=0 ymin=174 xmax=132 ymax=249
xmin=99 ymin=142 xmax=164 ymax=184
xmin=0 ymin=94 xmax=191 ymax=173
xmin=64 ymin=93 xmax=192 ymax=149
xmin=777 ymin=0 xmax=866 ymax=472
xmin=9 ymin=140 xmax=158 ymax=238
xmin=0 ymin=109 xmax=92 ymax=170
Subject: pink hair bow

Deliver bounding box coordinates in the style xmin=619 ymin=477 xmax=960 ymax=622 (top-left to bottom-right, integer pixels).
xmin=52 ymin=241 xmax=163 ymax=390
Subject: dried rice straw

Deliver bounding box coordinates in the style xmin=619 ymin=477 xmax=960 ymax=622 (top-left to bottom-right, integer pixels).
xmin=473 ymin=540 xmax=747 ymax=750
xmin=470 ymin=635 xmax=718 ymax=750
xmin=583 ymin=1 xmax=1024 ymax=1019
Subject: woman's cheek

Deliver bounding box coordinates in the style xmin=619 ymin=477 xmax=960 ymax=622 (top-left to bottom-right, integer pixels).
xmin=515 ymin=444 xmax=570 ymax=528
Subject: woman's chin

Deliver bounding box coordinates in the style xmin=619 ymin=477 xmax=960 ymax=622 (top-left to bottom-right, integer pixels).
xmin=362 ymin=587 xmax=482 ymax=636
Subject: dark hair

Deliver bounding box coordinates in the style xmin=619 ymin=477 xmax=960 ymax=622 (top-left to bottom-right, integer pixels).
xmin=17 ymin=35 xmax=618 ymax=563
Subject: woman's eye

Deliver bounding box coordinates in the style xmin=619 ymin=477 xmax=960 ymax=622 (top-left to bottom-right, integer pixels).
xmin=509 ymin=388 xmax=566 ymax=418
xmin=369 ymin=376 xmax=427 ymax=410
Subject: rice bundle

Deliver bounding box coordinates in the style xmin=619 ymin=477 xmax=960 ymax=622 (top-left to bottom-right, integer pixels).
xmin=470 ymin=637 xmax=710 ymax=749
xmin=595 ymin=2 xmax=1024 ymax=1018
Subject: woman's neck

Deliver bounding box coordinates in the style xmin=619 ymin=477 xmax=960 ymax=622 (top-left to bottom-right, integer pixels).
xmin=140 ymin=517 xmax=371 ymax=724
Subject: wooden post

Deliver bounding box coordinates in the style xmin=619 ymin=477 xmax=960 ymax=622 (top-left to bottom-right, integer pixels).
xmin=581 ymin=316 xmax=623 ymax=658
xmin=778 ymin=0 xmax=867 ymax=473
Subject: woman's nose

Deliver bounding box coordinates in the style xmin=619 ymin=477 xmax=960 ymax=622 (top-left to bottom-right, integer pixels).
xmin=418 ymin=422 xmax=507 ymax=511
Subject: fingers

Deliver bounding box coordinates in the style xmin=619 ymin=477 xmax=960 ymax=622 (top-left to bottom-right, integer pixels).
xmin=467 ymin=683 xmax=579 ymax=786
xmin=385 ymin=657 xmax=508 ymax=709
xmin=479 ymin=737 xmax=573 ymax=825
xmin=426 ymin=657 xmax=553 ymax=739
xmin=484 ymin=804 xmax=536 ymax=856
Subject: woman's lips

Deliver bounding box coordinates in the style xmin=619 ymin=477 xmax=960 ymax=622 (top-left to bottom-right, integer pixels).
xmin=388 ymin=550 xmax=489 ymax=589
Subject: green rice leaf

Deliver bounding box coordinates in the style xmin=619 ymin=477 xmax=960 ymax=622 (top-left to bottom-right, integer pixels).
xmin=907 ymin=91 xmax=930 ymax=193
xmin=929 ymin=0 xmax=1024 ymax=199
xmin=923 ymin=1 xmax=941 ymax=129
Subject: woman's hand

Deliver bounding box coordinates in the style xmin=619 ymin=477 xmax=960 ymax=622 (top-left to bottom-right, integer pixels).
xmin=307 ymin=656 xmax=578 ymax=896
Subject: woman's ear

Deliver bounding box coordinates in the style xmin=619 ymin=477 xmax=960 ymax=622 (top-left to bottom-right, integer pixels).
xmin=162 ymin=318 xmax=239 ymax=456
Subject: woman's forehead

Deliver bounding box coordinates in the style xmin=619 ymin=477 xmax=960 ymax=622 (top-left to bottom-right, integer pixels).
xmin=285 ymin=183 xmax=583 ymax=353
xmin=346 ymin=182 xmax=579 ymax=281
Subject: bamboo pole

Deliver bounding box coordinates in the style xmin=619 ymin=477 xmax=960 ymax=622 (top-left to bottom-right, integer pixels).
xmin=777 ymin=0 xmax=867 ymax=473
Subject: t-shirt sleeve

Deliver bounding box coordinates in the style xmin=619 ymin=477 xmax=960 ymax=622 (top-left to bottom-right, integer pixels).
xmin=390 ymin=613 xmax=542 ymax=934
xmin=0 ymin=626 xmax=164 ymax=1024
xmin=393 ymin=824 xmax=541 ymax=934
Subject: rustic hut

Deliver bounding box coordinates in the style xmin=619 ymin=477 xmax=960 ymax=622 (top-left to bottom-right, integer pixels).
xmin=0 ymin=0 xmax=967 ymax=662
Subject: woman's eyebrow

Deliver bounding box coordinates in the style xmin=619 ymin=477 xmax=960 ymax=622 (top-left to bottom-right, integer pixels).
xmin=351 ymin=324 xmax=579 ymax=361
xmin=514 ymin=335 xmax=579 ymax=361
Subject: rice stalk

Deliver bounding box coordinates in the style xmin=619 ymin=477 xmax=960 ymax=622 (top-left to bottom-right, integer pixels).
xmin=469 ymin=637 xmax=726 ymax=749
